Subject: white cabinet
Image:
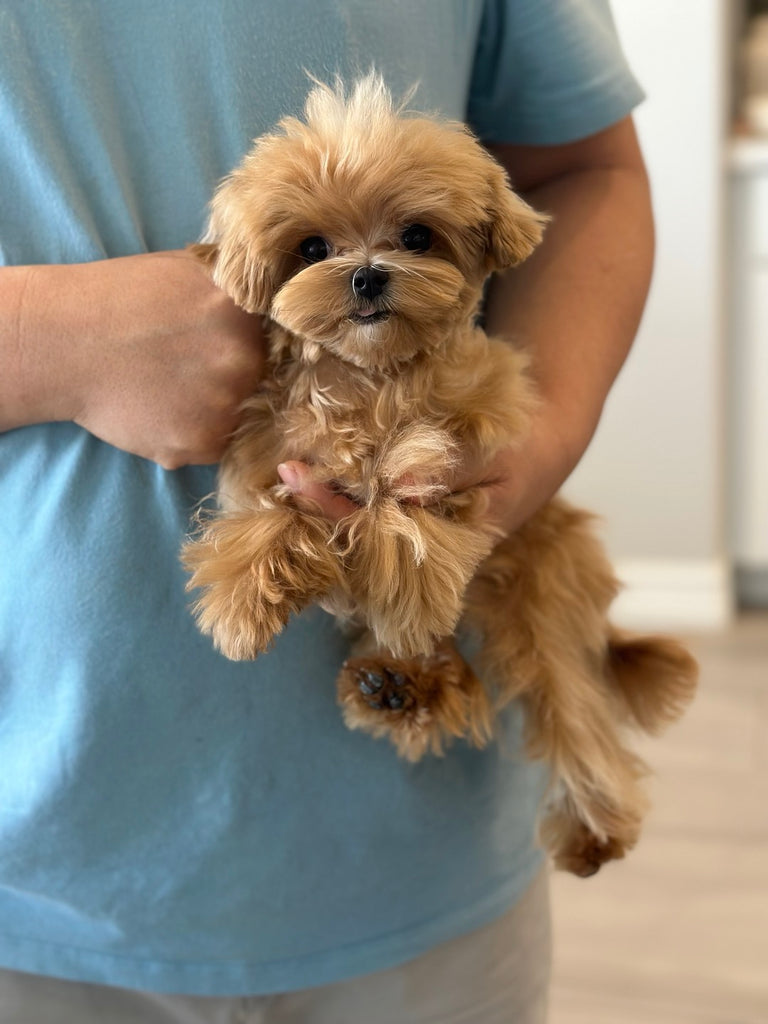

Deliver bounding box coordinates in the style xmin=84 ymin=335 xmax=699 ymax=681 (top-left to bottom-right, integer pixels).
xmin=728 ymin=139 xmax=768 ymax=600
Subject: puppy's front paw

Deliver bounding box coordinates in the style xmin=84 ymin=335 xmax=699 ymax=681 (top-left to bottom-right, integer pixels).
xmin=337 ymin=647 xmax=492 ymax=761
xmin=183 ymin=500 xmax=346 ymax=661
xmin=194 ymin=584 xmax=293 ymax=661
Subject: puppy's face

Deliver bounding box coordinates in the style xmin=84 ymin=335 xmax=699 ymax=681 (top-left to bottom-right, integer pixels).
xmin=204 ymin=79 xmax=546 ymax=370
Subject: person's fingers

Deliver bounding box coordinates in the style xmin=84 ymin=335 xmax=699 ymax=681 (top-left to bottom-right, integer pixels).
xmin=444 ymin=448 xmax=509 ymax=496
xmin=277 ymin=461 xmax=359 ymax=522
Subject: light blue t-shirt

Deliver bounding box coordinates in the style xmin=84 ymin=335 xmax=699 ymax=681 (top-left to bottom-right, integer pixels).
xmin=0 ymin=0 xmax=643 ymax=995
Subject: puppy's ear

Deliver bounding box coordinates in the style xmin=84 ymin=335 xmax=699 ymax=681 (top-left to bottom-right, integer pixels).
xmin=208 ymin=232 xmax=277 ymax=314
xmin=485 ymin=168 xmax=549 ymax=272
xmin=194 ymin=179 xmax=281 ymax=314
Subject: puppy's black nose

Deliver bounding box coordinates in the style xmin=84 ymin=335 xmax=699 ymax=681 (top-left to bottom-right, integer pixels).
xmin=352 ymin=266 xmax=389 ymax=301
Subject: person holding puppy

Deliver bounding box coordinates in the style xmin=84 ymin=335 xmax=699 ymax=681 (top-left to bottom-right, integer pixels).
xmin=0 ymin=2 xmax=651 ymax=1022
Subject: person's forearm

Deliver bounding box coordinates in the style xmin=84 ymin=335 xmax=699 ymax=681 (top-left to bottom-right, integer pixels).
xmin=0 ymin=253 xmax=266 ymax=466
xmin=0 ymin=263 xmax=75 ymax=430
xmin=484 ymin=158 xmax=654 ymax=471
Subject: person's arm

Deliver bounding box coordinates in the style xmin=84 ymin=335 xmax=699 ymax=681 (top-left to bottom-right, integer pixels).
xmin=477 ymin=114 xmax=654 ymax=529
xmin=0 ymin=250 xmax=265 ymax=468
xmin=280 ymin=115 xmax=654 ymax=528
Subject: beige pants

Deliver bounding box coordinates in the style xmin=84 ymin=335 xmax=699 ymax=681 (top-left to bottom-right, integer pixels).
xmin=0 ymin=869 xmax=550 ymax=1024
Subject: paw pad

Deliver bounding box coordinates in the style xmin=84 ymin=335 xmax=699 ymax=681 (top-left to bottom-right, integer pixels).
xmin=356 ymin=667 xmax=412 ymax=712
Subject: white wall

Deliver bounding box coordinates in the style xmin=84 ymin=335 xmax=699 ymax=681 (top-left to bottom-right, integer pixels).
xmin=563 ymin=0 xmax=732 ymax=628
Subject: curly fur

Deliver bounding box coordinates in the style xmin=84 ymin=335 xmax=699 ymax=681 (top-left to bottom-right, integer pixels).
xmin=182 ymin=76 xmax=698 ymax=876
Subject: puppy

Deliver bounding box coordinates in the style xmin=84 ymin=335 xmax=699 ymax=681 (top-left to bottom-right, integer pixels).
xmin=183 ymin=76 xmax=698 ymax=876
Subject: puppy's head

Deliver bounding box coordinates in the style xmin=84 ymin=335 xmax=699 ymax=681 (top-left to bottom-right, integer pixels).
xmin=202 ymin=75 xmax=547 ymax=369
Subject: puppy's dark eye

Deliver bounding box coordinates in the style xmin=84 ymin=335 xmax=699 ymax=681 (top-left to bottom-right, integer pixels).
xmin=300 ymin=236 xmax=330 ymax=263
xmin=401 ymin=224 xmax=432 ymax=252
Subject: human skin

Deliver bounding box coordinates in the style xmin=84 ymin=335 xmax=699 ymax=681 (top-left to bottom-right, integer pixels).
xmin=0 ymin=250 xmax=266 ymax=469
xmin=0 ymin=116 xmax=652 ymax=532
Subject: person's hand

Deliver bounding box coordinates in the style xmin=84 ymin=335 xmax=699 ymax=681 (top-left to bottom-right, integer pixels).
xmin=12 ymin=251 xmax=266 ymax=468
xmin=276 ymin=397 xmax=578 ymax=535
xmin=443 ymin=399 xmax=576 ymax=533
xmin=276 ymin=461 xmax=364 ymax=521
xmin=70 ymin=250 xmax=266 ymax=468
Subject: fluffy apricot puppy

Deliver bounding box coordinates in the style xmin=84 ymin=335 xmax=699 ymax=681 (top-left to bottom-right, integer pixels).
xmin=183 ymin=76 xmax=697 ymax=876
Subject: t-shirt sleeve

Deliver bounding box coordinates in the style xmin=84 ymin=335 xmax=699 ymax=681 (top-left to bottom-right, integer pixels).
xmin=467 ymin=0 xmax=644 ymax=145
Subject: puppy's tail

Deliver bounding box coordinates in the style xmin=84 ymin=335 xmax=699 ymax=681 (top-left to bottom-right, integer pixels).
xmin=606 ymin=629 xmax=699 ymax=735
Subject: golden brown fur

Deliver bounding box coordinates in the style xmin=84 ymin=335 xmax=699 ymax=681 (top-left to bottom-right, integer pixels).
xmin=182 ymin=76 xmax=698 ymax=876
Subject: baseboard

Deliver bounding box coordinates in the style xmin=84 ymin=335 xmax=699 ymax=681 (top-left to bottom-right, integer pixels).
xmin=611 ymin=558 xmax=733 ymax=632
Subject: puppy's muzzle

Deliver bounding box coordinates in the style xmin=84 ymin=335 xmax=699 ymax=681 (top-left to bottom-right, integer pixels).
xmin=352 ymin=266 xmax=388 ymax=302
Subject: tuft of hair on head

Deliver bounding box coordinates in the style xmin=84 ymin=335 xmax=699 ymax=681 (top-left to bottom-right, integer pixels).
xmin=301 ymin=70 xmax=417 ymax=138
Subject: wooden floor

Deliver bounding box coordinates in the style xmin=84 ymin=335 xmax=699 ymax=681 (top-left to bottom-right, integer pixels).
xmin=549 ymin=613 xmax=768 ymax=1024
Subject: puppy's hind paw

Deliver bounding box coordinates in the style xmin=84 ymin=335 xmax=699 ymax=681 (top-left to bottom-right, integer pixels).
xmin=337 ymin=645 xmax=492 ymax=762
xmin=353 ymin=665 xmax=413 ymax=712
xmin=553 ymin=828 xmax=628 ymax=878
xmin=540 ymin=806 xmax=640 ymax=878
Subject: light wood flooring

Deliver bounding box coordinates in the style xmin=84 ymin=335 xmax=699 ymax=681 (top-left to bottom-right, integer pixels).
xmin=549 ymin=613 xmax=768 ymax=1024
